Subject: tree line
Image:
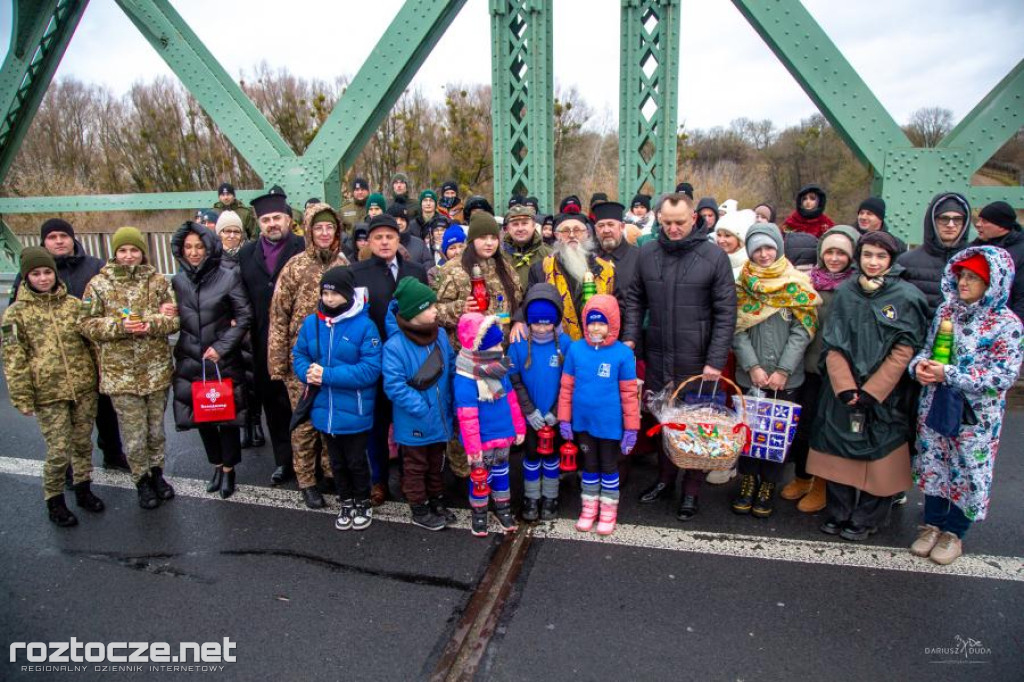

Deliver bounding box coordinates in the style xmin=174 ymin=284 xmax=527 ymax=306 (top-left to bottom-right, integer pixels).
xmin=3 ymin=63 xmax=1020 ymax=233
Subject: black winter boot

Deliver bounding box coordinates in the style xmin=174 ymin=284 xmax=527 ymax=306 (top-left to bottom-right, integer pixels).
xmin=411 ymin=504 xmax=446 ymax=531
xmin=731 ymin=474 xmax=757 ymax=515
xmin=521 ymin=497 xmax=540 ymax=523
xmin=149 ymin=467 xmax=175 ymax=500
xmin=206 ymin=467 xmax=223 ymax=493
xmin=471 ymin=508 xmax=489 ymax=537
xmin=429 ymin=497 xmax=457 ymax=525
xmin=494 ymin=502 xmax=518 ymax=533
xmin=73 ymin=481 xmax=105 ymax=512
xmin=251 ymin=424 xmax=266 ymax=448
xmin=136 ymin=475 xmax=160 ymax=510
xmin=47 ymin=495 xmax=78 ymax=527
xmin=540 ymin=497 xmax=559 ymax=521
xmin=751 ymin=481 xmax=777 ymax=518
xmin=219 ymin=468 xmax=236 ymax=499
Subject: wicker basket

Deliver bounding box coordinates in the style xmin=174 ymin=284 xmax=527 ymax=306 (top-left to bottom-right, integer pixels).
xmin=649 ymin=376 xmax=751 ymax=471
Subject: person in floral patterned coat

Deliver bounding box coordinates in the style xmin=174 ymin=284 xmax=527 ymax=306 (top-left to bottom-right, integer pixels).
xmin=909 ymin=246 xmax=1024 ymax=565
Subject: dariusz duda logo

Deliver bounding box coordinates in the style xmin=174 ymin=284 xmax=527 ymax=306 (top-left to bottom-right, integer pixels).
xmin=10 ymin=637 xmax=236 ymax=667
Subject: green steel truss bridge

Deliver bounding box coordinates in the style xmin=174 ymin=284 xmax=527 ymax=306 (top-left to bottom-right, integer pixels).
xmin=0 ymin=0 xmax=1022 ymax=273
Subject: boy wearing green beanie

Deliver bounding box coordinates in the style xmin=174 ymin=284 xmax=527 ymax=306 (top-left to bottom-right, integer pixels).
xmin=383 ymin=277 xmax=457 ymax=531
xmin=3 ymin=247 xmax=105 ymax=526
xmin=79 ymin=226 xmax=180 ymax=510
xmin=367 ymin=193 xmax=387 ymax=218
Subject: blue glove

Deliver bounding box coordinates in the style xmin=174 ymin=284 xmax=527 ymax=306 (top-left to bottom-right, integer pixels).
xmin=621 ymin=429 xmax=638 ymax=454
xmin=526 ymin=410 xmax=546 ymax=431
xmin=560 ymin=421 xmax=574 ymax=442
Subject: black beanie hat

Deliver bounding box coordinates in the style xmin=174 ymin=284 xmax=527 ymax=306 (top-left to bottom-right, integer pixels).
xmin=386 ymin=203 xmax=408 ymax=221
xmin=858 ymin=196 xmax=886 ymax=221
xmin=441 ymin=179 xmax=458 ymax=195
xmin=508 ymin=195 xmax=525 ymax=208
xmin=559 ymin=195 xmax=583 ymax=214
xmin=524 ymin=196 xmax=540 ymax=211
xmin=675 ymin=182 xmax=694 ymax=199
xmin=19 ymin=246 xmax=57 ymax=278
xmin=320 ymin=266 xmax=355 ymax=298
xmin=352 ymin=177 xmax=369 ymax=191
xmin=40 ymin=218 xmax=74 ymax=241
xmin=218 ymin=182 xmax=235 ymax=195
xmin=631 ymin=194 xmax=651 ymax=211
xmin=589 ymin=192 xmax=608 ymax=208
xmin=979 ymin=201 xmax=1021 ymax=231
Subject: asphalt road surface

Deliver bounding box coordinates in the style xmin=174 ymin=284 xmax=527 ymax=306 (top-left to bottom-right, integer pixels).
xmin=0 ymin=369 xmax=1021 ymax=681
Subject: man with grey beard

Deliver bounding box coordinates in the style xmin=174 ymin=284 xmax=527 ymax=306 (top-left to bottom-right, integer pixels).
xmin=526 ymin=212 xmax=616 ymax=341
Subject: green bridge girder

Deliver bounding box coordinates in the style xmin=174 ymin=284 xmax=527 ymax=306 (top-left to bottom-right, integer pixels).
xmin=1 ymin=0 xmax=1023 ymax=274
xmin=618 ymin=0 xmax=680 ymax=202
xmin=490 ymin=0 xmax=554 ymax=212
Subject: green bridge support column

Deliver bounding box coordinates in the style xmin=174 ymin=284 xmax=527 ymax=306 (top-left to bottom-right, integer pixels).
xmin=618 ymin=0 xmax=679 ymax=202
xmin=490 ymin=0 xmax=554 ymax=211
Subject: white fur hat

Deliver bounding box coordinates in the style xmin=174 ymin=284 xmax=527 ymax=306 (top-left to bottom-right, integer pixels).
xmin=714 ymin=208 xmax=755 ymax=243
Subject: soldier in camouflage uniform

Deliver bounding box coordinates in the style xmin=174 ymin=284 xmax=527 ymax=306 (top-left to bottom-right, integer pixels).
xmin=268 ymin=203 xmax=350 ymax=509
xmin=78 ymin=227 xmax=180 ymax=510
xmin=2 ymin=247 xmax=105 ymax=527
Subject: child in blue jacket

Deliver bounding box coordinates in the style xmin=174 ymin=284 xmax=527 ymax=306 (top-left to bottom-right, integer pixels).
xmin=508 ymin=284 xmax=572 ymax=522
xmin=557 ymin=295 xmax=639 ymax=536
xmin=383 ymin=277 xmax=457 ymax=532
xmin=293 ymin=267 xmax=382 ymax=531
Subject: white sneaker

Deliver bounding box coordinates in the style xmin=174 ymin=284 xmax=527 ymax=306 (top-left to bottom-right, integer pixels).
xmin=706 ymin=467 xmax=737 ymax=485
xmin=351 ymin=501 xmax=373 ymax=531
xmin=335 ymin=500 xmax=354 ymax=531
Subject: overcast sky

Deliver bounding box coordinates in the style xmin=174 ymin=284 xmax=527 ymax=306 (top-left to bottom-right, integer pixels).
xmin=1 ymin=0 xmax=1022 ymax=133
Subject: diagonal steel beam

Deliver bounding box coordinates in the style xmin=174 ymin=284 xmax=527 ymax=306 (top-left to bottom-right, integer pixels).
xmin=0 ymin=0 xmax=90 ymax=183
xmin=304 ymin=0 xmax=468 ymax=173
xmin=114 ymin=0 xmax=294 ymax=179
xmin=939 ymin=59 xmax=1024 ymax=166
xmin=731 ymin=0 xmax=910 ymax=173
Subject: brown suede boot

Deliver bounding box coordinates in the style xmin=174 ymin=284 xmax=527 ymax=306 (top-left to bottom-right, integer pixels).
xmin=780 ymin=476 xmax=813 ymax=501
xmin=797 ymin=476 xmax=826 ymax=513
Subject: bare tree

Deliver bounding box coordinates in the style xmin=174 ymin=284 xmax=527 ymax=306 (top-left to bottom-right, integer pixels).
xmin=905 ymin=107 xmax=954 ymax=148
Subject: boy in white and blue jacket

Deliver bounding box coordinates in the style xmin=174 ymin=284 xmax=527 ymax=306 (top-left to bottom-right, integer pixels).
xmin=508 ymin=284 xmax=572 ymax=522
xmin=383 ymin=277 xmax=457 ymax=531
xmin=293 ymin=267 xmax=382 ymax=531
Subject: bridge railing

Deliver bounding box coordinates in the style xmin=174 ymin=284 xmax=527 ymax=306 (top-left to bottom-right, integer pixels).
xmin=14 ymin=231 xmax=178 ymax=276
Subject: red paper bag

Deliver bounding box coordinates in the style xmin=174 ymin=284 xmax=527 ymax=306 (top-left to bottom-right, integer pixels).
xmin=192 ymin=375 xmax=236 ymax=423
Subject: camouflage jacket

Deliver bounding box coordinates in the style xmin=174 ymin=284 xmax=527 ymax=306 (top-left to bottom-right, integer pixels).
xmin=267 ymin=203 xmax=350 ymax=380
xmin=78 ymin=262 xmax=179 ymax=396
xmin=1 ymin=283 xmax=97 ymax=413
xmin=435 ymin=256 xmax=522 ymax=348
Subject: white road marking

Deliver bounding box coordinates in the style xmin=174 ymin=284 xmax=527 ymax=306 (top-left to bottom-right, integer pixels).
xmin=2 ymin=455 xmax=1021 ymax=583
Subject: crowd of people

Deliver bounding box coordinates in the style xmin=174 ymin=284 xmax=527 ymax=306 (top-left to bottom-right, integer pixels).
xmin=3 ymin=174 xmax=1022 ymax=568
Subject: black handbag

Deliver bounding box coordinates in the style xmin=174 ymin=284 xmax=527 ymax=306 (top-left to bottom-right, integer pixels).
xmin=290 ymin=318 xmax=322 ymax=432
xmin=407 ymin=344 xmax=445 ymax=391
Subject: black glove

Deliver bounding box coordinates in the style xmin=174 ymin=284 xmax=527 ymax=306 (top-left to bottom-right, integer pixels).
xmin=838 ymin=390 xmax=858 ymax=405
xmin=856 ymin=391 xmax=878 ymax=407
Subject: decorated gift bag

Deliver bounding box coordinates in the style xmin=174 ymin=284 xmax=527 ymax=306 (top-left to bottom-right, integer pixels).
xmin=191 ymin=360 xmax=236 ymax=424
xmin=646 ymin=376 xmax=751 ymax=471
xmin=741 ymin=389 xmax=801 ymax=463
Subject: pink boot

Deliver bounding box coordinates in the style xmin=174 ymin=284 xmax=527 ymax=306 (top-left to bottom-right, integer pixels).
xmin=576 ymin=495 xmax=599 ymax=532
xmin=596 ymin=497 xmax=618 ymax=535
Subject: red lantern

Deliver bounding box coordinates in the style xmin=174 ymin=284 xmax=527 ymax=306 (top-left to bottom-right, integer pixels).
xmin=559 ymin=441 xmax=578 ymax=472
xmin=537 ymin=425 xmax=555 ymax=457
xmin=470 ymin=466 xmax=490 ymax=497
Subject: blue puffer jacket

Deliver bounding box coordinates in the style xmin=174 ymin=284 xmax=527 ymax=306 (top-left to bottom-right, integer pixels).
xmin=382 ymin=303 xmax=456 ymax=446
xmin=292 ymin=293 xmax=382 ymax=435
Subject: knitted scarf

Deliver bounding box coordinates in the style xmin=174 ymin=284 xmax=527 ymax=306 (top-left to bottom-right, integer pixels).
xmin=858 ymin=266 xmax=892 ymax=293
xmin=456 ymin=348 xmax=510 ymax=402
xmin=736 ymin=257 xmax=820 ymax=337
xmin=810 ymin=265 xmax=853 ymax=292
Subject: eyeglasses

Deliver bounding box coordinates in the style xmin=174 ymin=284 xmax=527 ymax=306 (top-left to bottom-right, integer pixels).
xmin=556 ymin=227 xmax=588 ymax=237
xmin=936 ymin=215 xmax=964 ymax=226
xmin=312 ymin=224 xmax=337 ymax=234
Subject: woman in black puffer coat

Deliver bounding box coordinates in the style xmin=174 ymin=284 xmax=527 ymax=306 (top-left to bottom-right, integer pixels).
xmin=171 ymin=222 xmax=252 ymax=498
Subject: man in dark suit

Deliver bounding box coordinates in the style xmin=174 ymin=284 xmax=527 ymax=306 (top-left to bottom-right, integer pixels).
xmin=237 ymin=192 xmax=306 ymax=485
xmin=351 ymin=214 xmax=428 ymax=504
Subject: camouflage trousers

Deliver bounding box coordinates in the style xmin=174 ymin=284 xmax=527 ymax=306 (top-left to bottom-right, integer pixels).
xmin=111 ymin=390 xmax=168 ymax=484
xmin=36 ymin=393 xmax=99 ymax=500
xmin=284 ymin=376 xmax=331 ymax=489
